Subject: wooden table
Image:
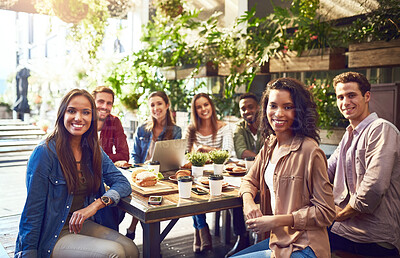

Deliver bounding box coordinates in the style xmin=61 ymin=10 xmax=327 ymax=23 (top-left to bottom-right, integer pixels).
xmin=118 ymin=170 xmax=244 ymax=258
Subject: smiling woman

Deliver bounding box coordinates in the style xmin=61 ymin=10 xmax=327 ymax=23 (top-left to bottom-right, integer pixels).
xmin=63 ymin=95 xmax=93 ymax=139
xmin=14 ymin=89 xmax=138 ymax=258
xmin=236 ymin=78 xmax=335 ymax=258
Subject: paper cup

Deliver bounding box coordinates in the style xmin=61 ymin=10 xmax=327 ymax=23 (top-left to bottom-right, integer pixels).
xmin=178 ymin=176 xmax=192 ymax=198
xmin=209 ymin=174 xmax=223 ymax=196
xmin=213 ymin=164 xmax=224 ymax=175
xmin=148 ymin=161 xmax=160 ymax=174
xmin=245 ymin=157 xmax=255 ymax=171
xmin=191 ymin=165 xmax=204 ymax=178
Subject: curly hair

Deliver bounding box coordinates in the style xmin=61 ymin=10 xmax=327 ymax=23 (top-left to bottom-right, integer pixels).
xmin=333 ymin=72 xmax=371 ymax=96
xmin=259 ymin=77 xmax=320 ymax=143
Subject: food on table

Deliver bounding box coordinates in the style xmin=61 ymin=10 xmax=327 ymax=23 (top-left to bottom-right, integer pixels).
xmin=236 ymin=161 xmax=246 ymax=168
xmin=181 ymin=162 xmax=192 ymax=169
xmin=198 ymin=176 xmax=229 ymax=187
xmin=175 ymin=170 xmax=191 ymax=179
xmin=225 ymin=163 xmax=236 ymax=171
xmin=232 ymin=166 xmax=247 ymax=173
xmin=198 ymin=176 xmax=209 ymax=185
xmin=114 ymin=160 xmax=132 ymax=168
xmin=135 ymin=171 xmax=158 ymax=187
xmin=131 ymin=167 xmax=148 ymax=181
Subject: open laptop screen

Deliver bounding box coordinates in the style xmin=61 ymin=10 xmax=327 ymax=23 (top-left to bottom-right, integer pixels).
xmin=151 ymin=138 xmax=187 ymax=172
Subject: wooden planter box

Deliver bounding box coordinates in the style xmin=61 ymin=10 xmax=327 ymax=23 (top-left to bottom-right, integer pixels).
xmin=159 ymin=61 xmax=218 ymax=80
xmin=348 ymin=39 xmax=400 ymax=68
xmin=320 ymin=128 xmax=346 ymax=145
xmin=269 ymin=48 xmax=346 ymax=73
xmin=218 ymin=61 xmax=269 ymax=76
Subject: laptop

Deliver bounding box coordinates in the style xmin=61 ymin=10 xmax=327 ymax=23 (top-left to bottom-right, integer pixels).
xmin=151 ymin=138 xmax=188 ymax=172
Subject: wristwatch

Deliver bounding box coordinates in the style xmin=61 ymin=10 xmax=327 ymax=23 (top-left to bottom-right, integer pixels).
xmin=100 ymin=196 xmax=111 ymax=207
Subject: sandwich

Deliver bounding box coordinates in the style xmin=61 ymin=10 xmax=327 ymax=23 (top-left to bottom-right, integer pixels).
xmin=175 ymin=170 xmax=191 ymax=179
xmin=131 ymin=167 xmax=148 ymax=181
xmin=135 ymin=171 xmax=158 ymax=187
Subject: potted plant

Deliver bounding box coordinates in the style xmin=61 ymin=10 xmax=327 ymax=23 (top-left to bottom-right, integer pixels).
xmin=346 ymin=0 xmax=400 ymax=68
xmin=208 ymin=150 xmax=230 ymax=175
xmin=186 ymin=152 xmax=208 ymax=178
xmin=306 ymin=77 xmax=348 ymax=144
xmin=269 ymin=1 xmax=346 ymax=72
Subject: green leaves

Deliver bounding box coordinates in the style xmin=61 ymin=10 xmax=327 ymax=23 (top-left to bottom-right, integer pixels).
xmin=208 ymin=150 xmax=230 ymax=164
xmin=186 ymin=152 xmax=208 ymax=167
xmin=306 ymin=76 xmax=348 ymax=130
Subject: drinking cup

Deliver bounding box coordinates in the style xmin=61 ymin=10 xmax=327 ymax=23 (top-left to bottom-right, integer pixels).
xmin=244 ymin=157 xmax=255 ymax=171
xmin=208 ymin=174 xmax=223 ymax=196
xmin=148 ymin=160 xmax=160 ymax=174
xmin=178 ymin=176 xmax=192 ymax=198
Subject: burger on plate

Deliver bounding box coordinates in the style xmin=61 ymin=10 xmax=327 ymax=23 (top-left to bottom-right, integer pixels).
xmin=135 ymin=171 xmax=158 ymax=187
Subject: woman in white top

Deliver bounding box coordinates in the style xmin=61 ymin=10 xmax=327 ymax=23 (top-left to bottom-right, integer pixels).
xmin=186 ymin=93 xmax=234 ymax=253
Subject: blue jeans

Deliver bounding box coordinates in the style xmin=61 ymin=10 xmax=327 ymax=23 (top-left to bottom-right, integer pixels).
xmin=232 ymin=238 xmax=316 ymax=258
xmin=192 ymin=214 xmax=208 ymax=229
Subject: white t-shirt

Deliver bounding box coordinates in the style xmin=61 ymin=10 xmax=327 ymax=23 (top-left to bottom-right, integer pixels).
xmin=264 ymin=160 xmax=276 ymax=214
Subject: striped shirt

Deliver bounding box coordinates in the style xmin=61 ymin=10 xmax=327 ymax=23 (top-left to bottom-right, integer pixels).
xmin=186 ymin=124 xmax=235 ymax=155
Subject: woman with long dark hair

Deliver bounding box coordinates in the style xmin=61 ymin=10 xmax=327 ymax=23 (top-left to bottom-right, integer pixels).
xmin=186 ymin=93 xmax=234 ymax=253
xmin=127 ymin=91 xmax=182 ymax=240
xmin=234 ymin=78 xmax=335 ymax=257
xmin=131 ymin=90 xmax=182 ymax=163
xmin=15 ymin=89 xmax=138 ymax=257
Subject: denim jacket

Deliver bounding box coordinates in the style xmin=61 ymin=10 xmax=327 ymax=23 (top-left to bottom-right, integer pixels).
xmin=131 ymin=123 xmax=182 ymax=164
xmin=14 ymin=140 xmax=132 ymax=258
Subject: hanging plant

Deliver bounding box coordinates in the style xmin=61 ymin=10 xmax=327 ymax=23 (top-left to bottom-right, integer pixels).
xmin=156 ymin=0 xmax=183 ymax=18
xmin=35 ymin=0 xmax=109 ymax=59
xmin=51 ymin=0 xmax=89 ymax=24
xmin=107 ymin=0 xmax=134 ymax=19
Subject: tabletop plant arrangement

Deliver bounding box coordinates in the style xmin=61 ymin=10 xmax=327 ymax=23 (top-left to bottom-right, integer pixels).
xmin=208 ymin=150 xmax=230 ymax=175
xmin=186 ymin=152 xmax=208 ymax=178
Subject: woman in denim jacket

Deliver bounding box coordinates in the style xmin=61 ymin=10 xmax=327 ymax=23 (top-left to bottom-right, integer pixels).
xmin=126 ymin=91 xmax=181 ymax=239
xmin=131 ymin=91 xmax=182 ymax=164
xmin=14 ymin=89 xmax=138 ymax=258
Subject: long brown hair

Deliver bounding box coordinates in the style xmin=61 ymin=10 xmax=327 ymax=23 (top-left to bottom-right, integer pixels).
xmin=145 ymin=91 xmax=176 ymax=140
xmin=46 ymin=89 xmax=102 ymax=194
xmin=259 ymin=77 xmax=320 ymax=143
xmin=187 ymin=93 xmax=218 ymax=151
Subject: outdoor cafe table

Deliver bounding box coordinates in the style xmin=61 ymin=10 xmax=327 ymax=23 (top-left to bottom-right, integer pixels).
xmin=118 ymin=169 xmax=244 ymax=258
